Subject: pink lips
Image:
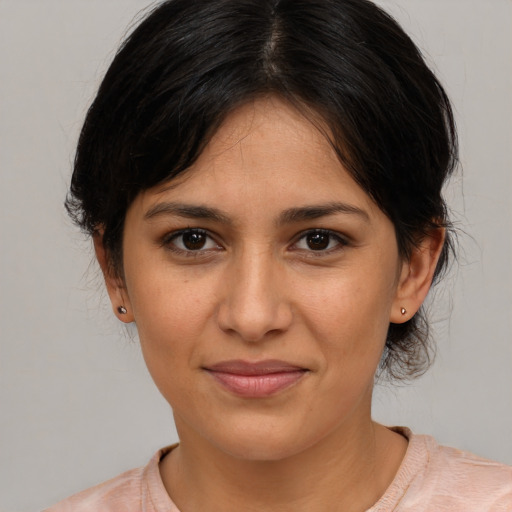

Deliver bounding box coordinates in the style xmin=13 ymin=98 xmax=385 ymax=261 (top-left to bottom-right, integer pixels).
xmin=204 ymin=360 xmax=308 ymax=398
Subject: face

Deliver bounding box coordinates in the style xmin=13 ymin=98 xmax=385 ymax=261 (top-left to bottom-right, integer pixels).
xmin=117 ymin=98 xmax=406 ymax=461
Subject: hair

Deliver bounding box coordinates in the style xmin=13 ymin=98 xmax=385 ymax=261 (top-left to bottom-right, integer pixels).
xmin=66 ymin=0 xmax=458 ymax=380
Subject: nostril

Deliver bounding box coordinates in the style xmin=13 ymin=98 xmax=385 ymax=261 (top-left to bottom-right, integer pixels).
xmin=216 ymin=297 xmax=293 ymax=343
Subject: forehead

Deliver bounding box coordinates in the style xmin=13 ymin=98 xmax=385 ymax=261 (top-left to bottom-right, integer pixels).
xmin=133 ymin=97 xmax=380 ymax=220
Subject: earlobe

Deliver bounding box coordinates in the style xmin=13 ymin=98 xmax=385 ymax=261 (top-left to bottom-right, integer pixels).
xmin=93 ymin=231 xmax=134 ymax=323
xmin=390 ymin=228 xmax=445 ymax=324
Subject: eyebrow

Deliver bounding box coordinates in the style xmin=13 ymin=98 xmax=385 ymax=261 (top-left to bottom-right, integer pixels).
xmin=144 ymin=202 xmax=232 ymax=224
xmin=144 ymin=201 xmax=370 ymax=225
xmin=277 ymin=202 xmax=370 ymax=225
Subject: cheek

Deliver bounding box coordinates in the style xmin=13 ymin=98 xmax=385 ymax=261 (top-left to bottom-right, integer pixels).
xmin=130 ymin=293 xmax=206 ymax=408
xmin=126 ymin=255 xmax=215 ymax=331
xmin=298 ymin=277 xmax=394 ymax=424
xmin=123 ymin=265 xmax=218 ymax=384
xmin=298 ymin=267 xmax=396 ymax=367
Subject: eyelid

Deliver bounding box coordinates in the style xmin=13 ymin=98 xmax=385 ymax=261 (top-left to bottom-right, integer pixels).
xmin=161 ymin=228 xmax=223 ymax=254
xmin=159 ymin=227 xmax=349 ymax=257
xmin=290 ymin=228 xmax=349 ymax=253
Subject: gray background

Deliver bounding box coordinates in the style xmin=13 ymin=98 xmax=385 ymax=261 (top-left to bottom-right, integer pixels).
xmin=1 ymin=1 xmax=511 ymax=510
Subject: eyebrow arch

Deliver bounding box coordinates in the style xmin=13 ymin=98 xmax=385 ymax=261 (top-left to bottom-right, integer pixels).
xmin=144 ymin=201 xmax=369 ymax=226
xmin=278 ymin=202 xmax=370 ymax=225
xmin=144 ymin=202 xmax=232 ymax=224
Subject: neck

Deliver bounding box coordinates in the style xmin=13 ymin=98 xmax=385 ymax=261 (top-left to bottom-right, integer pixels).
xmin=160 ymin=416 xmax=407 ymax=512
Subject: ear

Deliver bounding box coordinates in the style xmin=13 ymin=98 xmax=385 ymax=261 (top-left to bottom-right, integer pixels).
xmin=93 ymin=231 xmax=134 ymax=323
xmin=390 ymin=228 xmax=445 ymax=324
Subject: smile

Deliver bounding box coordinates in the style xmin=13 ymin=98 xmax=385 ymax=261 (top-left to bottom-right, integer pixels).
xmin=203 ymin=360 xmax=309 ymax=398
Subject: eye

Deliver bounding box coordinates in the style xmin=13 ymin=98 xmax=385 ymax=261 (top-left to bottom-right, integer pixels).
xmin=164 ymin=229 xmax=221 ymax=253
xmin=294 ymin=229 xmax=346 ymax=252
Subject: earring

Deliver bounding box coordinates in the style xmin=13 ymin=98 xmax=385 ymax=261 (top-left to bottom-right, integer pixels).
xmin=400 ymin=307 xmax=407 ymax=315
xmin=117 ymin=306 xmax=127 ymax=315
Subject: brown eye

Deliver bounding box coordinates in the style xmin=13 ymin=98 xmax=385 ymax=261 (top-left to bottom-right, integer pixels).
xmin=306 ymin=232 xmax=330 ymax=250
xmin=294 ymin=229 xmax=346 ymax=253
xmin=166 ymin=229 xmax=220 ymax=253
xmin=182 ymin=231 xmax=207 ymax=250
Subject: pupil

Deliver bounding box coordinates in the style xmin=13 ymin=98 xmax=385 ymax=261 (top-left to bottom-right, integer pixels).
xmin=307 ymin=232 xmax=329 ymax=250
xmin=183 ymin=232 xmax=206 ymax=250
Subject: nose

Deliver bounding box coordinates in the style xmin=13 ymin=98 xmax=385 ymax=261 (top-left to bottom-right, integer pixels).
xmin=216 ymin=247 xmax=293 ymax=343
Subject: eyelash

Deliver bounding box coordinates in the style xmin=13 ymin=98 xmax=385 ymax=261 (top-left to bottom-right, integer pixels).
xmin=161 ymin=228 xmax=222 ymax=257
xmin=292 ymin=229 xmax=348 ymax=256
xmin=160 ymin=228 xmax=348 ymax=257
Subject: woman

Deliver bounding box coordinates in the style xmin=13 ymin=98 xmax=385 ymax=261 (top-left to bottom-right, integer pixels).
xmin=47 ymin=0 xmax=512 ymax=510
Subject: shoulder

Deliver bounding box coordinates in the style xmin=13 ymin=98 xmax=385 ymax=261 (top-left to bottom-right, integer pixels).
xmin=44 ymin=446 xmax=177 ymax=512
xmin=433 ymin=440 xmax=512 ymax=485
xmin=425 ymin=439 xmax=512 ymax=507
xmin=44 ymin=466 xmax=145 ymax=512
xmin=401 ymin=430 xmax=512 ymax=511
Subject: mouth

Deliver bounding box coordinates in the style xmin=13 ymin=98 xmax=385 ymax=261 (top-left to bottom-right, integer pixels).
xmin=203 ymin=360 xmax=309 ymax=398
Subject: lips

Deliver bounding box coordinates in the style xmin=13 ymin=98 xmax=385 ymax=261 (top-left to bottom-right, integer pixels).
xmin=203 ymin=360 xmax=308 ymax=398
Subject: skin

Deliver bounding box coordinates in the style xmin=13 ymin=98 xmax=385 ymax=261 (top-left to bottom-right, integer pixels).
xmin=96 ymin=97 xmax=444 ymax=511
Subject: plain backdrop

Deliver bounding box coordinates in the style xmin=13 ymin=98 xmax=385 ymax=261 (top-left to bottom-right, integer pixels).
xmin=1 ymin=1 xmax=511 ymax=510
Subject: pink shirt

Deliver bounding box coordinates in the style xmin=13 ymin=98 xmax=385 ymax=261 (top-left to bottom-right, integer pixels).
xmin=46 ymin=429 xmax=512 ymax=511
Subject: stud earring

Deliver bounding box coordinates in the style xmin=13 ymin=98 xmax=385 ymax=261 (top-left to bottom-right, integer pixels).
xmin=400 ymin=307 xmax=407 ymax=315
xmin=117 ymin=306 xmax=127 ymax=315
